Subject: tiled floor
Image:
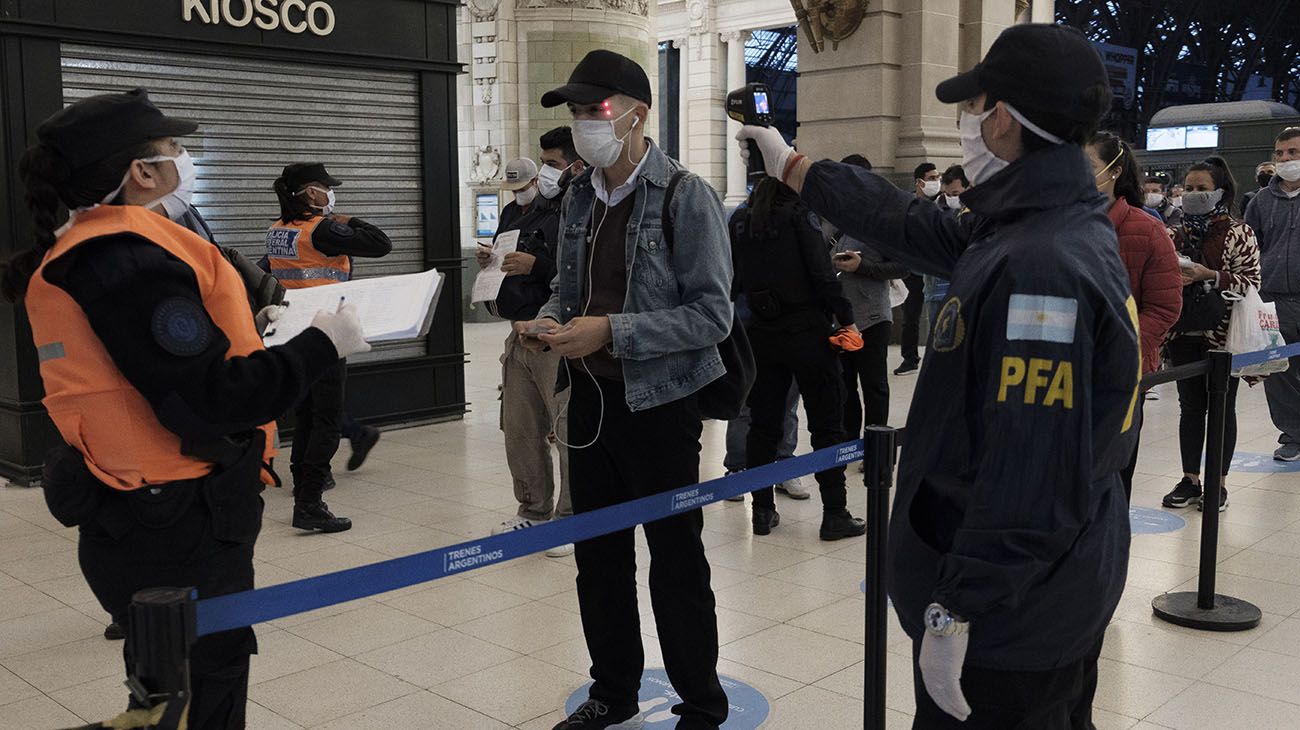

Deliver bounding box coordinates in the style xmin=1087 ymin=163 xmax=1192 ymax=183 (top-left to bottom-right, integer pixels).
xmin=1 ymin=320 xmax=1299 ymax=728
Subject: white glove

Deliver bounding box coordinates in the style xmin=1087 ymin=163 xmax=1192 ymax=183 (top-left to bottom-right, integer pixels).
xmin=735 ymin=125 xmax=796 ymax=181
xmin=918 ymin=631 xmax=972 ymax=722
xmin=310 ymin=301 xmax=371 ymax=358
xmin=254 ymin=304 xmax=286 ymax=335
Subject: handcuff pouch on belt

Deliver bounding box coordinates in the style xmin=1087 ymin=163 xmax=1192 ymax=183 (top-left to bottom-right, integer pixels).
xmin=749 ymin=289 xmax=785 ymax=321
xmin=41 ymin=444 xmax=104 ymax=529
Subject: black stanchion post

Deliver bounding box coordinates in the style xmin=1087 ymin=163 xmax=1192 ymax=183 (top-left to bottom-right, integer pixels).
xmin=127 ymin=587 xmax=196 ymax=729
xmin=863 ymin=425 xmax=896 ymax=730
xmin=1152 ymin=350 xmax=1261 ymax=631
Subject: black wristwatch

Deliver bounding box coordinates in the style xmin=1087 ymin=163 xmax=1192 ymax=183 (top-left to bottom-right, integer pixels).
xmin=924 ymin=603 xmax=970 ymax=637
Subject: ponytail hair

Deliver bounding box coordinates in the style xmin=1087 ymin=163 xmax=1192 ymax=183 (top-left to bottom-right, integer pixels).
xmin=2 ymin=138 xmax=159 ymax=304
xmin=274 ymin=176 xmax=313 ymax=223
xmin=1188 ymin=155 xmax=1238 ymax=217
xmin=747 ymin=176 xmax=798 ymax=240
xmin=1089 ymin=131 xmax=1143 ymax=209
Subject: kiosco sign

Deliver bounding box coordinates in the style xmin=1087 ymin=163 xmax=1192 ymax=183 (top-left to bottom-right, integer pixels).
xmin=182 ymin=0 xmax=336 ymax=36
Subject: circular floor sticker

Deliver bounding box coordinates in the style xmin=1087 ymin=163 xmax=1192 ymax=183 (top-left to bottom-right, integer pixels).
xmin=1229 ymin=452 xmax=1300 ymax=473
xmin=1130 ymin=506 xmax=1185 ymax=535
xmin=566 ymin=669 xmax=769 ymax=729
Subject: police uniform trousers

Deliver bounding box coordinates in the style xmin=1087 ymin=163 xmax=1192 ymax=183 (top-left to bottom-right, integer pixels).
xmin=291 ymin=358 xmax=346 ymax=502
xmin=79 ymin=479 xmax=259 ymax=730
xmin=911 ymin=637 xmax=1104 ymax=730
xmin=566 ymin=373 xmax=729 ymax=729
xmin=746 ymin=314 xmax=849 ymax=511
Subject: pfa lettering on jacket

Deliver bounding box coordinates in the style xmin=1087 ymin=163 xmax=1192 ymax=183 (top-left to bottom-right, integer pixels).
xmin=998 ymin=357 xmax=1074 ymax=409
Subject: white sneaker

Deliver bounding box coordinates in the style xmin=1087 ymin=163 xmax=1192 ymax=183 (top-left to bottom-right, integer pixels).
xmin=1145 ymin=389 xmax=1160 ymax=401
xmin=546 ymin=543 xmax=575 ymax=558
xmin=491 ymin=515 xmax=548 ymax=535
xmin=776 ymin=476 xmax=811 ymax=500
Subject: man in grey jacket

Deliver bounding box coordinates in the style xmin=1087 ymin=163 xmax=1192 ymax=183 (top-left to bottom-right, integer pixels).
xmin=1250 ymin=126 xmax=1300 ymax=461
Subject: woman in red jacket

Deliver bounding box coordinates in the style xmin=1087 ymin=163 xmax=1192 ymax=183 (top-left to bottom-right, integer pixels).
xmin=1087 ymin=132 xmax=1182 ymax=501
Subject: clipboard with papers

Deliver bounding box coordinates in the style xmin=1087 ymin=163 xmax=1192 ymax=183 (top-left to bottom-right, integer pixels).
xmin=262 ymin=268 xmax=445 ymax=347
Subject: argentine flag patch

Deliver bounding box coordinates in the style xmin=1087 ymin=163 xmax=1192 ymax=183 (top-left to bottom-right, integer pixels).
xmin=1007 ymin=294 xmax=1078 ymax=344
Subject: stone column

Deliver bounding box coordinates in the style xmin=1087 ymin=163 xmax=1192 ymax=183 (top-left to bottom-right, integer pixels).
xmin=894 ymin=0 xmax=962 ymax=173
xmin=722 ymin=30 xmax=751 ymax=206
xmin=674 ymin=36 xmax=690 ymax=165
xmin=960 ymin=0 xmax=1015 ymax=73
xmin=1030 ymin=0 xmax=1053 ymax=23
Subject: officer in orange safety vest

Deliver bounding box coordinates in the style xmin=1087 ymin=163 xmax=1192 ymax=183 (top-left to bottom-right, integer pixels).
xmin=266 ymin=163 xmax=392 ymax=530
xmin=0 ymin=88 xmax=372 ymax=729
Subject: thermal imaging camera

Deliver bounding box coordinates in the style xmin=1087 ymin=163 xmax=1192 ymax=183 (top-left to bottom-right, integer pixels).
xmin=727 ymin=83 xmax=775 ymax=180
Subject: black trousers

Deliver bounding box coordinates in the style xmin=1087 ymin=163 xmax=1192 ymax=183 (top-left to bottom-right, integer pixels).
xmin=841 ymin=320 xmax=892 ymax=437
xmin=291 ymin=359 xmax=346 ymax=502
xmin=898 ymin=273 xmax=924 ymax=364
xmin=1120 ymin=400 xmax=1144 ymax=502
xmin=567 ymin=374 xmax=728 ymax=729
xmin=912 ymin=638 xmax=1104 ymax=730
xmin=746 ymin=323 xmax=847 ymax=511
xmin=1168 ymin=337 xmax=1241 ymax=476
xmin=79 ymin=482 xmax=259 ymax=730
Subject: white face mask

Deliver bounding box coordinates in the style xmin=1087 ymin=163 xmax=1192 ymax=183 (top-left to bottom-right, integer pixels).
xmin=1170 ymin=196 xmax=1182 ymax=208
xmin=1277 ymin=160 xmax=1300 ymax=182
xmin=944 ymin=194 xmax=963 ymax=210
xmin=921 ymin=179 xmax=942 ymax=197
xmin=538 ymin=162 xmax=571 ymax=199
xmin=1180 ymin=189 xmax=1223 ymax=216
xmin=141 ymin=150 xmax=197 ymax=220
xmin=959 ymin=109 xmax=1009 ymax=185
xmin=514 ymin=184 xmax=539 ymax=207
xmin=300 ymin=186 xmax=336 ymax=216
xmin=1144 ymin=192 xmax=1165 ymax=209
xmin=573 ymin=106 xmax=638 ymax=169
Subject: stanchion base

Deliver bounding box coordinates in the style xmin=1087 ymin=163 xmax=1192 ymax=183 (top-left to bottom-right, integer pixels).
xmin=1152 ymin=592 xmax=1261 ymax=632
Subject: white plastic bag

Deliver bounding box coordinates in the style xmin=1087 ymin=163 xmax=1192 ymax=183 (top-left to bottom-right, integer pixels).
xmin=888 ymin=279 xmax=909 ymax=309
xmin=1226 ymin=286 xmax=1289 ymax=377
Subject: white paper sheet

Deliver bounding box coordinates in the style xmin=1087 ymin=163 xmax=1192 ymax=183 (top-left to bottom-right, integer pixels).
xmin=471 ymin=229 xmax=519 ymax=303
xmin=262 ymin=268 xmax=444 ymax=346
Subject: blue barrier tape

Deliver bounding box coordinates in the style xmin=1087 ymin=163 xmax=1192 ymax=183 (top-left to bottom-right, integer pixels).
xmin=1231 ymin=341 xmax=1300 ymax=370
xmin=196 ymin=439 xmax=867 ymax=636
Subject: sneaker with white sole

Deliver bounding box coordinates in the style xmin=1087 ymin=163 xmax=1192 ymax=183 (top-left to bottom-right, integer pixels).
xmin=775 ymin=476 xmax=811 ymax=500
xmin=1198 ymin=486 xmax=1228 ymax=512
xmin=546 ymin=543 xmax=575 ymax=558
xmin=492 ymin=515 xmax=548 ymax=535
xmin=551 ymin=700 xmax=643 ymax=730
xmin=1275 ymin=443 xmax=1300 ymax=462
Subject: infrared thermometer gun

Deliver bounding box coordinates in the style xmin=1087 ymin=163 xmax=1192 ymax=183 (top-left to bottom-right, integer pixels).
xmin=727 ymin=82 xmax=776 ymax=181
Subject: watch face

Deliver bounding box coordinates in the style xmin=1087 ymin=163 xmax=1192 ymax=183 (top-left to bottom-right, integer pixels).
xmin=924 ymin=606 xmax=946 ymax=632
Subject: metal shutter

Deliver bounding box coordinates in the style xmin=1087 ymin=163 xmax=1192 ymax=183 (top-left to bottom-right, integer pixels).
xmin=60 ymin=43 xmax=427 ymax=361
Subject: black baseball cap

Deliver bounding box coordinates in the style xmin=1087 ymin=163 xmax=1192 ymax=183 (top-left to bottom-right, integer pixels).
xmin=935 ymin=24 xmax=1110 ymax=140
xmin=541 ymin=50 xmax=652 ymax=109
xmin=280 ymin=162 xmax=342 ymax=190
xmin=36 ymin=88 xmax=197 ymax=170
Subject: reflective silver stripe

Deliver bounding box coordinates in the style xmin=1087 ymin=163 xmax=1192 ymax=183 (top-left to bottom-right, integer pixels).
xmin=271 ymin=267 xmax=349 ymax=282
xmin=37 ymin=342 xmax=66 ymax=362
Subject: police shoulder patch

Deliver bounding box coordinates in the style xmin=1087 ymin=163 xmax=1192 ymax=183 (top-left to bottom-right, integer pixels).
xmin=328 ymin=220 xmax=355 ymax=237
xmin=151 ymin=297 xmax=213 ymax=357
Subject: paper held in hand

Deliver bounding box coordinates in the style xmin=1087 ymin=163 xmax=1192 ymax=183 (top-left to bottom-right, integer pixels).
xmin=472 ymin=229 xmax=519 ymax=304
xmin=262 ymin=268 xmax=445 ymax=347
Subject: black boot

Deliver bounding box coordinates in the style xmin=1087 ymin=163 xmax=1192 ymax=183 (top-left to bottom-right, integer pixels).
xmin=752 ymin=507 xmax=780 ymax=536
xmin=347 ymin=425 xmax=381 ymax=472
xmin=321 ymin=471 xmax=336 ymax=492
xmin=820 ymin=508 xmax=866 ymax=541
xmin=293 ymin=501 xmax=352 ymax=533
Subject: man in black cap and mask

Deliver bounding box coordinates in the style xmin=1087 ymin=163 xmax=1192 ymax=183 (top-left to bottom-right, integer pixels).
xmin=740 ymin=24 xmax=1139 ymax=728
xmin=515 ymin=49 xmax=733 ymax=730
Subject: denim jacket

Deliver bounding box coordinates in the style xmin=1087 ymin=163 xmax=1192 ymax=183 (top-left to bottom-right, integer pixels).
xmin=537 ymin=141 xmax=733 ymax=411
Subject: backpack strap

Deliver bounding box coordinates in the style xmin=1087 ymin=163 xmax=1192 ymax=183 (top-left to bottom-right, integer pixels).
xmin=662 ymin=170 xmax=689 ymax=251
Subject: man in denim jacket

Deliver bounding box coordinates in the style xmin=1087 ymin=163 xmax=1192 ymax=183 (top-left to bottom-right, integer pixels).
xmin=514 ymin=50 xmax=733 ymax=730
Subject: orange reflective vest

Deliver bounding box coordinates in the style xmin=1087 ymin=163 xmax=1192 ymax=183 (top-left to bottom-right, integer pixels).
xmin=27 ymin=206 xmax=278 ymax=491
xmin=265 ymin=216 xmax=351 ymax=289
